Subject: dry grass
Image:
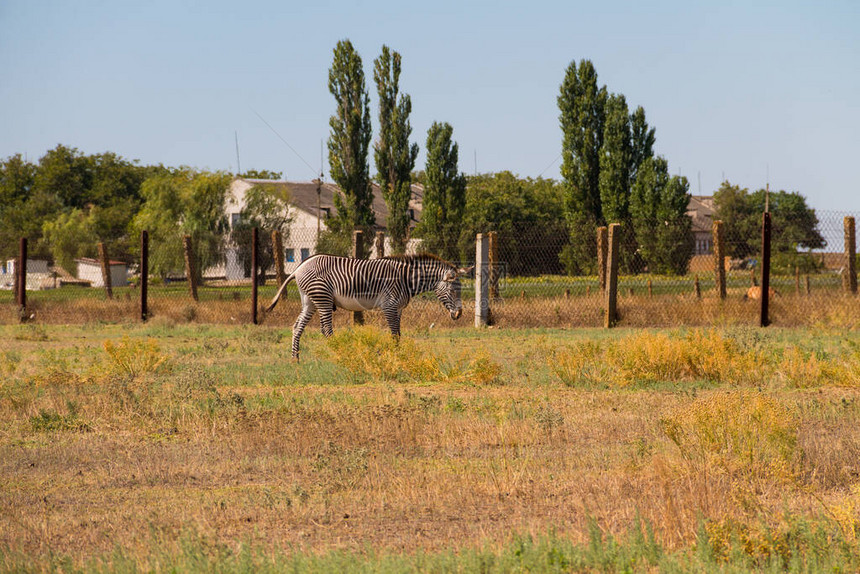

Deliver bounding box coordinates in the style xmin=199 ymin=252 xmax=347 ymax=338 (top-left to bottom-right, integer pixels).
xmin=6 ymin=282 xmax=859 ymax=331
xmin=1 ymin=324 xmax=859 ymax=569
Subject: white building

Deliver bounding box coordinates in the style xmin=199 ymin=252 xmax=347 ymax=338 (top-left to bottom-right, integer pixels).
xmin=219 ymin=178 xmax=424 ymax=280
xmin=1 ymin=259 xmax=52 ymax=291
xmin=76 ymin=258 xmax=129 ymax=287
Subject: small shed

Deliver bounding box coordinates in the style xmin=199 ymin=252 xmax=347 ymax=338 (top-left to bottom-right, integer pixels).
xmin=76 ymin=258 xmax=129 ymax=287
xmin=5 ymin=259 xmax=50 ymax=275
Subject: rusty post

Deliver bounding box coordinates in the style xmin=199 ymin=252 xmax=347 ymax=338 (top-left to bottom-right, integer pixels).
xmin=845 ymin=216 xmax=857 ymax=294
xmin=17 ymin=237 xmax=27 ymax=321
xmin=713 ymin=220 xmax=726 ymax=299
xmin=98 ymin=242 xmax=113 ymax=300
xmin=272 ymin=229 xmax=286 ymax=287
xmin=251 ymin=227 xmax=259 ymax=325
xmin=140 ymin=230 xmax=149 ymax=322
xmin=760 ymin=212 xmax=772 ymax=327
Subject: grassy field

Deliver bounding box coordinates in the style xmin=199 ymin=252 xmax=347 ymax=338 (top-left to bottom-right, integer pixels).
xmin=2 ymin=322 xmax=860 ymax=572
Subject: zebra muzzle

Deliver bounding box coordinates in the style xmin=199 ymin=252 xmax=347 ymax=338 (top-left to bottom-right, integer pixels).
xmin=451 ymin=308 xmax=462 ymax=320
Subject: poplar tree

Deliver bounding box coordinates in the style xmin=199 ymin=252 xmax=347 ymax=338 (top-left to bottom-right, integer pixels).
xmin=599 ymin=94 xmax=631 ymax=224
xmin=558 ymin=59 xmax=607 ymax=274
xmin=374 ymin=45 xmax=419 ymax=254
xmin=414 ymin=122 xmax=466 ymax=262
xmin=325 ymin=39 xmax=374 ymax=253
xmin=629 ymin=106 xmax=655 ymax=189
xmin=630 ymin=157 xmax=693 ymax=274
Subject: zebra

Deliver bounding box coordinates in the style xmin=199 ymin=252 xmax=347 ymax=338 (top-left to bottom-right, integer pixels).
xmin=265 ymin=253 xmax=472 ymax=359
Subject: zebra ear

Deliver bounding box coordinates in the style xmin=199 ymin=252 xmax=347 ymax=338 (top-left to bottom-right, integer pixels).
xmin=457 ymin=265 xmax=475 ymax=277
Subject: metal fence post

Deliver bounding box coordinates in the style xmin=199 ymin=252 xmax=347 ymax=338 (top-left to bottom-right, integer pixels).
xmin=475 ymin=233 xmax=489 ymax=328
xmin=98 ymin=242 xmax=113 ymax=300
xmin=604 ymin=223 xmax=620 ymax=328
xmin=845 ymin=216 xmax=857 ymax=294
xmin=713 ymin=220 xmax=726 ymax=300
xmin=760 ymin=212 xmax=772 ymax=327
xmin=140 ymin=230 xmax=149 ymax=322
xmin=17 ymin=237 xmax=27 ymax=322
xmin=352 ymin=230 xmax=364 ymax=326
xmin=251 ymin=227 xmax=259 ymax=325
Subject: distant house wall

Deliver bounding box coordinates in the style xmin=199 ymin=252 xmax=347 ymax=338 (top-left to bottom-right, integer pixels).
xmin=76 ymin=259 xmax=128 ymax=287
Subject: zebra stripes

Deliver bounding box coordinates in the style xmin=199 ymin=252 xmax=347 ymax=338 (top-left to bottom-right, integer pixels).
xmin=265 ymin=253 xmax=470 ymax=359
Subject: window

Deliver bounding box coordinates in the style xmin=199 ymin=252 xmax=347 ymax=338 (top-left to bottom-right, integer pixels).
xmin=230 ymin=213 xmax=241 ymax=228
xmin=300 ymin=248 xmax=310 ymax=261
xmin=320 ymin=207 xmax=331 ymax=218
xmin=285 ymin=249 xmax=295 ymax=263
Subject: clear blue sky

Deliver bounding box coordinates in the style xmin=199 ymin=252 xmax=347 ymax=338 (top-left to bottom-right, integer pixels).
xmin=1 ymin=0 xmax=858 ymax=212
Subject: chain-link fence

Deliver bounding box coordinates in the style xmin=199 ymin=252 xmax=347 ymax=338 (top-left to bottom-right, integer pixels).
xmin=2 ymin=212 xmax=857 ymax=329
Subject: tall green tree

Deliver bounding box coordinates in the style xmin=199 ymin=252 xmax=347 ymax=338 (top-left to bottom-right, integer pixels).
xmin=459 ymin=172 xmax=567 ymax=275
xmin=325 ymin=39 xmax=375 ymax=254
xmin=599 ymin=94 xmax=632 ymax=223
xmin=414 ymin=122 xmax=466 ymax=262
xmin=230 ymin=184 xmax=294 ymax=283
xmin=374 ymin=45 xmax=419 ymax=255
xmin=131 ymin=169 xmax=230 ymax=281
xmin=41 ymin=208 xmax=98 ymax=275
xmin=629 ymin=106 xmax=655 ymax=189
xmin=558 ymin=59 xmax=607 ymax=274
xmin=714 ymin=182 xmax=825 ymax=271
xmin=599 ymin=94 xmax=641 ymax=272
xmin=630 ymin=157 xmax=693 ymax=274
xmin=0 ymin=154 xmax=39 ymax=260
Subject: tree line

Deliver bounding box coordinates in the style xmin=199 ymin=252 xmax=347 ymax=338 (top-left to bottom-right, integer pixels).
xmin=0 ymin=48 xmax=825 ymax=278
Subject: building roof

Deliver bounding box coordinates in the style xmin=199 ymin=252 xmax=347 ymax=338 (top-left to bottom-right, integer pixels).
xmin=75 ymin=258 xmax=128 ymax=267
xmin=687 ymin=195 xmax=715 ymax=233
xmin=236 ymin=178 xmax=424 ymax=229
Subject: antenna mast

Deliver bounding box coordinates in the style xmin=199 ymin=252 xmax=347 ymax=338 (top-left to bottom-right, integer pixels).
xmin=234 ymin=131 xmax=241 ymax=175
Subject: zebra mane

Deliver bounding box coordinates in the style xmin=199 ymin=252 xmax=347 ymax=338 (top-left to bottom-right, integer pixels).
xmin=381 ymin=253 xmax=455 ymax=267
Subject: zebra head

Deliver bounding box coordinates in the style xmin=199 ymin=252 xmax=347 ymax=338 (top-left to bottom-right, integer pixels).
xmin=435 ymin=265 xmax=472 ymax=320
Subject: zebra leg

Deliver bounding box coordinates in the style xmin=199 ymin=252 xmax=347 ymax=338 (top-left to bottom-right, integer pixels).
xmin=291 ymin=296 xmax=316 ymax=360
xmin=382 ymin=305 xmax=402 ymax=340
xmin=312 ymin=295 xmax=335 ymax=337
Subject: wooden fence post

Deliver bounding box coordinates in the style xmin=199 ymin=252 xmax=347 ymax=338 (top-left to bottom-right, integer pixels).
xmin=272 ymin=229 xmax=286 ymax=287
xmin=17 ymin=237 xmax=27 ymax=322
xmin=845 ymin=216 xmax=857 ymax=294
xmin=597 ymin=226 xmax=608 ymax=293
xmin=713 ymin=220 xmax=726 ymax=300
xmin=140 ymin=230 xmax=149 ymax=322
xmin=475 ymin=233 xmax=490 ymax=328
xmin=98 ymin=242 xmax=113 ymax=300
xmin=604 ymin=223 xmax=620 ymax=328
xmin=182 ymin=235 xmax=199 ymax=302
xmin=760 ymin=212 xmax=772 ymax=327
xmin=694 ymin=275 xmax=701 ymax=299
xmin=352 ymin=230 xmax=364 ymax=326
xmin=375 ymin=231 xmax=385 ymax=259
xmin=251 ymin=227 xmax=259 ymax=325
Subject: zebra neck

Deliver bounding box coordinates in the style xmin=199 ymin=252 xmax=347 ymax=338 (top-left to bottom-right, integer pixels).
xmin=406 ymin=263 xmax=436 ymax=296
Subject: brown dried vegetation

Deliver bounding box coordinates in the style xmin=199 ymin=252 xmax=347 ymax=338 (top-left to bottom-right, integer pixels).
xmin=0 ymin=324 xmax=859 ymax=568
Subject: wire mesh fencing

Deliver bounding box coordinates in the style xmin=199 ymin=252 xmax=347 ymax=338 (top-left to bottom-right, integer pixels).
xmin=2 ymin=212 xmax=858 ymax=329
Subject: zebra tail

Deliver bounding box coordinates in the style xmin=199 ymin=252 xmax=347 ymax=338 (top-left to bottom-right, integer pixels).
xmin=265 ymin=273 xmax=296 ymax=312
